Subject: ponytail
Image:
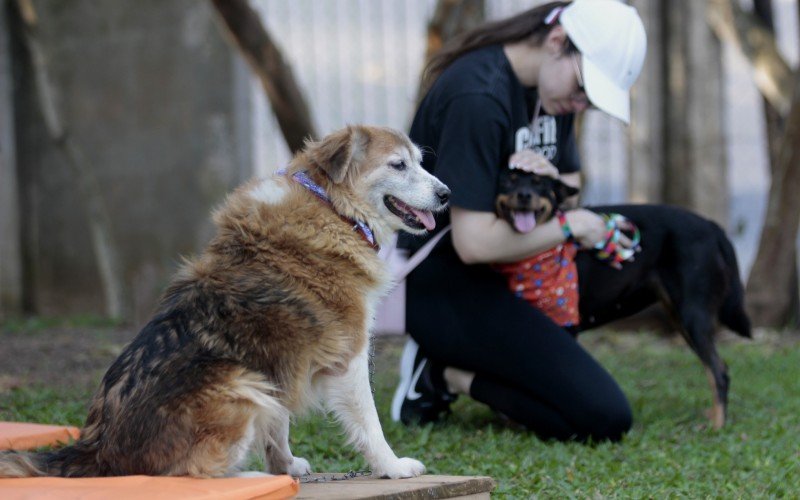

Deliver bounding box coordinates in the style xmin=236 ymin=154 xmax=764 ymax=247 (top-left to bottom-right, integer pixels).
xmin=421 ymin=1 xmax=573 ymax=92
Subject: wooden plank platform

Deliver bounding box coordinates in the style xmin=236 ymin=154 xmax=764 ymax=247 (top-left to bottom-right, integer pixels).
xmin=296 ymin=474 xmax=495 ymax=499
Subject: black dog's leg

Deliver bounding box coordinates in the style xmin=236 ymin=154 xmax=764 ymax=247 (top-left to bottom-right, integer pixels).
xmin=676 ymin=304 xmax=729 ymax=429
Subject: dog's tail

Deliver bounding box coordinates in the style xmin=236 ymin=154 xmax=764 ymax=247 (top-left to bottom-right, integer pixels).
xmin=716 ymin=227 xmax=752 ymax=338
xmin=0 ymin=450 xmax=49 ymax=477
xmin=0 ymin=443 xmax=99 ymax=478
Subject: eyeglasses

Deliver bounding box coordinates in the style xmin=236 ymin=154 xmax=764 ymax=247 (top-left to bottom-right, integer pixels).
xmin=570 ymin=53 xmax=591 ymax=108
xmin=571 ymin=53 xmax=584 ymax=91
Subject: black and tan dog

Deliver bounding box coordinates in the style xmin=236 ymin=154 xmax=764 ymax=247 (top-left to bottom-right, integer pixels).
xmin=496 ymin=169 xmax=751 ymax=429
xmin=0 ymin=125 xmax=450 ymax=479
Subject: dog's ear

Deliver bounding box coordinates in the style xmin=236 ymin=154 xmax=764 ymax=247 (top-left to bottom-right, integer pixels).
xmin=307 ymin=126 xmax=368 ymax=184
xmin=554 ymin=179 xmax=580 ymax=205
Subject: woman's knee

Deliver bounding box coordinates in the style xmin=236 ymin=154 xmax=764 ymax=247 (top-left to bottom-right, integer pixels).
xmin=579 ymin=398 xmax=633 ymax=442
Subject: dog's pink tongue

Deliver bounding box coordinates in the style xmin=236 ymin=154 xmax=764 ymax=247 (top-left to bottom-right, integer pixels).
xmin=513 ymin=212 xmax=537 ymax=233
xmin=410 ymin=208 xmax=436 ymax=231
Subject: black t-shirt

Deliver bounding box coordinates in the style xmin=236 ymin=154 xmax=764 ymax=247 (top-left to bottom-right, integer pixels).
xmin=399 ymin=44 xmax=580 ymax=253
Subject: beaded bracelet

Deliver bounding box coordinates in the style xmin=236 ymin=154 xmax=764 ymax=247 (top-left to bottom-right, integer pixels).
xmin=556 ymin=211 xmax=574 ymax=242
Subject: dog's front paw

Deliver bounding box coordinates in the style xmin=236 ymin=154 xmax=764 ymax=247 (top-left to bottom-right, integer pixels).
xmin=287 ymin=456 xmax=312 ymax=477
xmin=375 ymin=457 xmax=425 ymax=479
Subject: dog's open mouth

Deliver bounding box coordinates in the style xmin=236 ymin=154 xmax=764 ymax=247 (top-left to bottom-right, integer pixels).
xmin=510 ymin=207 xmax=546 ymax=233
xmin=384 ymin=195 xmax=436 ymax=231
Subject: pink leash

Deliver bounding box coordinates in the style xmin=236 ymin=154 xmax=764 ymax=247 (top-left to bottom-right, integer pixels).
xmin=382 ymin=225 xmax=451 ymax=284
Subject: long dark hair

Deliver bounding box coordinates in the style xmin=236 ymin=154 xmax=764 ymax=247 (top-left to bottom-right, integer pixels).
xmin=422 ymin=1 xmax=573 ymax=92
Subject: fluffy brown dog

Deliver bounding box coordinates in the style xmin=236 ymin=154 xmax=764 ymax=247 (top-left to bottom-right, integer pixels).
xmin=0 ymin=125 xmax=449 ymax=479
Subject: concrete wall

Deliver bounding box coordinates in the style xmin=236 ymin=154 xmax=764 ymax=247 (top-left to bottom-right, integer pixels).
xmin=0 ymin=1 xmax=22 ymax=319
xmin=12 ymin=0 xmax=252 ymax=320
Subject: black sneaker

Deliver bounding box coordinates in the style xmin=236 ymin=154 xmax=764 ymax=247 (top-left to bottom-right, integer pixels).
xmin=390 ymin=338 xmax=456 ymax=425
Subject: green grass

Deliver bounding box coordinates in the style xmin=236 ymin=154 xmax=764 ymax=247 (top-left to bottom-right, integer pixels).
xmin=2 ymin=332 xmax=799 ymax=497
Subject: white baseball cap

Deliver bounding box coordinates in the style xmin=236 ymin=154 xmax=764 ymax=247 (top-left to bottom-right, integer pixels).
xmin=558 ymin=0 xmax=647 ymax=124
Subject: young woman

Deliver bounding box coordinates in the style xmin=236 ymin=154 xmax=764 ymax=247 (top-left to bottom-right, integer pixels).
xmin=391 ymin=0 xmax=647 ymax=442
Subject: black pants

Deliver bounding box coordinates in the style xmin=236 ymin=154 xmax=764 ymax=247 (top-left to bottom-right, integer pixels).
xmin=406 ymin=246 xmax=632 ymax=442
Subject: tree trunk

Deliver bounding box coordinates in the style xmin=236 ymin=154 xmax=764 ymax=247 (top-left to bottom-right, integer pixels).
xmin=753 ymin=0 xmax=783 ymax=168
xmin=423 ymin=0 xmax=484 ymax=65
xmin=752 ymin=0 xmax=799 ymax=326
xmin=709 ymin=0 xmax=800 ymax=326
xmin=746 ymin=76 xmax=800 ymax=327
xmin=415 ymin=0 xmax=484 ymax=104
xmin=708 ymin=0 xmax=793 ymax=114
xmin=210 ymin=0 xmax=316 ymax=153
xmin=13 ymin=0 xmax=127 ymax=319
xmin=663 ymin=0 xmax=727 ymax=225
xmin=0 ymin=0 xmax=23 ymax=319
xmin=628 ymin=0 xmax=665 ymax=203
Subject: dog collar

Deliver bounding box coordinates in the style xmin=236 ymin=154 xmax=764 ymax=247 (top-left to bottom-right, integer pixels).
xmin=277 ymin=169 xmax=380 ymax=252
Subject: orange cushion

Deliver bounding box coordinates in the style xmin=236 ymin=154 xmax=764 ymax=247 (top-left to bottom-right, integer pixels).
xmin=0 ymin=475 xmax=299 ymax=500
xmin=0 ymin=422 xmax=81 ymax=451
xmin=0 ymin=423 xmax=298 ymax=499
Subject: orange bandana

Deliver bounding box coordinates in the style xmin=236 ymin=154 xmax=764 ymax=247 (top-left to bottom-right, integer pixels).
xmin=494 ymin=243 xmax=580 ymax=327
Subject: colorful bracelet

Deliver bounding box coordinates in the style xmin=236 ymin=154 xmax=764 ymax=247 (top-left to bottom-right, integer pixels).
xmin=556 ymin=211 xmax=574 ymax=242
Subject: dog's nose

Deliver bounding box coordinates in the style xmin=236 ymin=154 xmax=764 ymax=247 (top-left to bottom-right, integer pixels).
xmin=517 ymin=192 xmax=532 ymax=205
xmin=436 ymin=187 xmax=451 ymax=205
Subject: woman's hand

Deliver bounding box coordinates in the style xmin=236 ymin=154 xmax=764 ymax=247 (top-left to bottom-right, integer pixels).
xmin=508 ymin=150 xmax=559 ymax=178
xmin=564 ymin=209 xmax=637 ymax=251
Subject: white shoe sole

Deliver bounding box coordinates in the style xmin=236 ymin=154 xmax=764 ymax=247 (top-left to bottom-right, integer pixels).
xmin=390 ymin=338 xmax=419 ymax=422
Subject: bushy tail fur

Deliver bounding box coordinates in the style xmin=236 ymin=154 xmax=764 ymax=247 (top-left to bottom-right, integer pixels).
xmin=716 ymin=227 xmax=752 ymax=338
xmin=0 ymin=444 xmax=99 ymax=478
xmin=0 ymin=450 xmax=49 ymax=477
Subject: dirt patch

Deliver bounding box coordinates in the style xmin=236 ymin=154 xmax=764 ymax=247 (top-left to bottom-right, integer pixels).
xmin=0 ymin=325 xmax=137 ymax=393
xmin=0 ymin=324 xmax=409 ymax=395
